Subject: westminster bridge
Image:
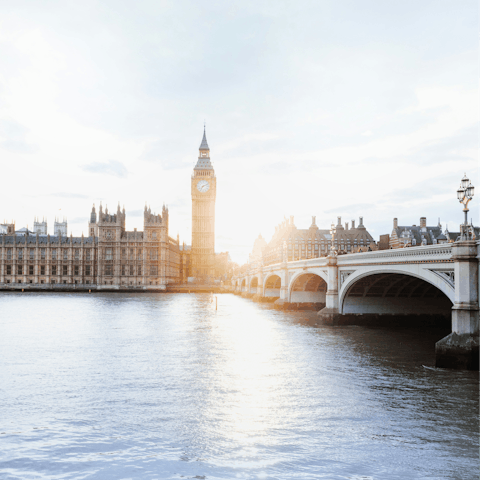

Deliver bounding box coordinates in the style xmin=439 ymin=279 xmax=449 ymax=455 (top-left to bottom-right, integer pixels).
xmin=232 ymin=241 xmax=480 ymax=370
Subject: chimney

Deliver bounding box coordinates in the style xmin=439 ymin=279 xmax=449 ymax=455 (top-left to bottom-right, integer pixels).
xmin=393 ymin=218 xmax=398 ymax=229
xmin=345 ymin=222 xmax=349 ymax=230
xmin=359 ymin=216 xmax=364 ymax=227
xmin=420 ymin=217 xmax=427 ymax=229
xmin=337 ymin=216 xmax=342 ymax=226
xmin=351 ymin=220 xmax=355 ymax=229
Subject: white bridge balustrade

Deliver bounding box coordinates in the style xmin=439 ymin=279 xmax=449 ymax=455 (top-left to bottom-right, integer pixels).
xmin=233 ymin=241 xmax=479 ymax=370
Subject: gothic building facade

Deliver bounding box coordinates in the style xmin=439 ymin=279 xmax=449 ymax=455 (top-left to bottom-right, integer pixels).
xmin=0 ymin=203 xmax=181 ymax=288
xmin=253 ymin=216 xmax=376 ymax=267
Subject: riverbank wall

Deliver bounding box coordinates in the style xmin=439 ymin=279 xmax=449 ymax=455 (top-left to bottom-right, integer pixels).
xmin=0 ymin=284 xmax=231 ymax=294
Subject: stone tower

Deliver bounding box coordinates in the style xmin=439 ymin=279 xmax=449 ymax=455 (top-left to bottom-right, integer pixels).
xmin=191 ymin=127 xmax=216 ymax=280
xmin=33 ymin=217 xmax=47 ymax=235
xmin=54 ymin=217 xmax=67 ymax=236
xmin=88 ymin=204 xmax=98 ymax=237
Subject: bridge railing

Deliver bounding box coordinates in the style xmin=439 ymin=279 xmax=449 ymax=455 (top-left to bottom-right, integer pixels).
xmin=235 ymin=244 xmax=454 ymax=279
xmin=336 ymin=243 xmax=453 ymax=265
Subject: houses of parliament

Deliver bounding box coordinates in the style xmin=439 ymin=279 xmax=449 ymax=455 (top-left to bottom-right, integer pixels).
xmin=0 ymin=129 xmax=226 ymax=289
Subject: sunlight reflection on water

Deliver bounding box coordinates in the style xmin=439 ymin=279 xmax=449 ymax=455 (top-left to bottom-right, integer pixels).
xmin=0 ymin=292 xmax=478 ymax=480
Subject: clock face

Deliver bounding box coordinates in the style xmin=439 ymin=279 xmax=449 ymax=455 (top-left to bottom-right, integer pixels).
xmin=197 ymin=180 xmax=210 ymax=192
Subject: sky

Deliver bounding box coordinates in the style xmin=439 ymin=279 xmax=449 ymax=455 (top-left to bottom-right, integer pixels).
xmin=0 ymin=0 xmax=477 ymax=263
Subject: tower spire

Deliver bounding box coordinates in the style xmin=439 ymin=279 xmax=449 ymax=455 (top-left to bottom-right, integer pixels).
xmin=195 ymin=124 xmax=212 ymax=169
xmin=199 ymin=124 xmax=209 ymax=151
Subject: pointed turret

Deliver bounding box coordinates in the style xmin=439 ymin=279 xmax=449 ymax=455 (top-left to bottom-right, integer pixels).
xmin=90 ymin=204 xmax=97 ymax=224
xmin=199 ymin=125 xmax=209 ymax=151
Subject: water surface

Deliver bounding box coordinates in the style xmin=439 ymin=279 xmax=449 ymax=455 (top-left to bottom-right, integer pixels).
xmin=0 ymin=293 xmax=477 ymax=479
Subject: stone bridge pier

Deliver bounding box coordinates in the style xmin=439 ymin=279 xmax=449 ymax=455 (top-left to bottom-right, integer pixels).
xmin=435 ymin=241 xmax=479 ymax=369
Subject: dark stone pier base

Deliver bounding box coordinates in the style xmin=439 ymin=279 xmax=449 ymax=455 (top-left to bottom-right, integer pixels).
xmin=435 ymin=333 xmax=479 ymax=370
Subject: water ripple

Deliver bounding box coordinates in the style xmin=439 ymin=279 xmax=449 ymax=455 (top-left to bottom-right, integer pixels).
xmin=0 ymin=292 xmax=477 ymax=479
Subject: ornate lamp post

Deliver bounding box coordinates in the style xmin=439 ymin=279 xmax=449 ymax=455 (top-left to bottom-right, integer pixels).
xmin=457 ymin=174 xmax=475 ymax=240
xmin=330 ymin=223 xmax=337 ymax=255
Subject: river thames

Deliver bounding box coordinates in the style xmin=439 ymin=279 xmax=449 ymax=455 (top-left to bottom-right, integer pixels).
xmin=0 ymin=293 xmax=478 ymax=479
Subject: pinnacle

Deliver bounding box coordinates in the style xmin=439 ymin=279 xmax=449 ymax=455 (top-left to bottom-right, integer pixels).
xmin=199 ymin=126 xmax=209 ymax=150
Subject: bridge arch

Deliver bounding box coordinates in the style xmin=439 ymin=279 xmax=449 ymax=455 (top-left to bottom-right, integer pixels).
xmin=339 ymin=269 xmax=454 ymax=315
xmin=264 ymin=274 xmax=281 ymax=298
xmin=288 ymin=272 xmax=328 ymax=303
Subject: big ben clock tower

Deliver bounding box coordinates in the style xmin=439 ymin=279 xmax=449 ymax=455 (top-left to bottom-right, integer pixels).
xmin=191 ymin=127 xmax=216 ymax=280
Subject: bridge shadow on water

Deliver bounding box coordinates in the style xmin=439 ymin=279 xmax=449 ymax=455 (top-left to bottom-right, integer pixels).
xmin=270 ymin=307 xmax=452 ymax=368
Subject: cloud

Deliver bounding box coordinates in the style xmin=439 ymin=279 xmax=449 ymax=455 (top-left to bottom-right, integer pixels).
xmin=27 ymin=192 xmax=89 ymax=199
xmin=81 ymin=160 xmax=128 ymax=178
xmin=324 ymin=204 xmax=373 ymax=214
xmin=414 ymin=123 xmax=478 ymax=160
xmin=385 ymin=174 xmax=458 ymax=204
xmin=51 ymin=192 xmax=89 ymax=199
xmin=140 ymin=140 xmax=192 ymax=170
xmin=258 ymin=161 xmax=299 ymax=174
xmin=348 ymin=123 xmax=478 ymax=170
xmin=0 ymin=119 xmax=37 ymax=153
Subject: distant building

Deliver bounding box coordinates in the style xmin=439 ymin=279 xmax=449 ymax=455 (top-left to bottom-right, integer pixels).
xmin=14 ymin=227 xmax=35 ymax=235
xmin=249 ymin=234 xmax=267 ymax=265
xmin=0 ymin=223 xmax=15 ymax=235
xmin=258 ymin=215 xmax=375 ymax=266
xmin=378 ymin=234 xmax=390 ymax=250
xmin=214 ymin=252 xmax=231 ymax=279
xmin=443 ymin=225 xmax=480 ymax=243
xmin=389 ymin=217 xmax=480 ymax=248
xmin=178 ymin=246 xmax=231 ymax=283
xmin=179 ymin=243 xmax=191 ymax=283
xmin=33 ymin=218 xmax=47 ymax=235
xmin=54 ymin=218 xmax=68 ymax=236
